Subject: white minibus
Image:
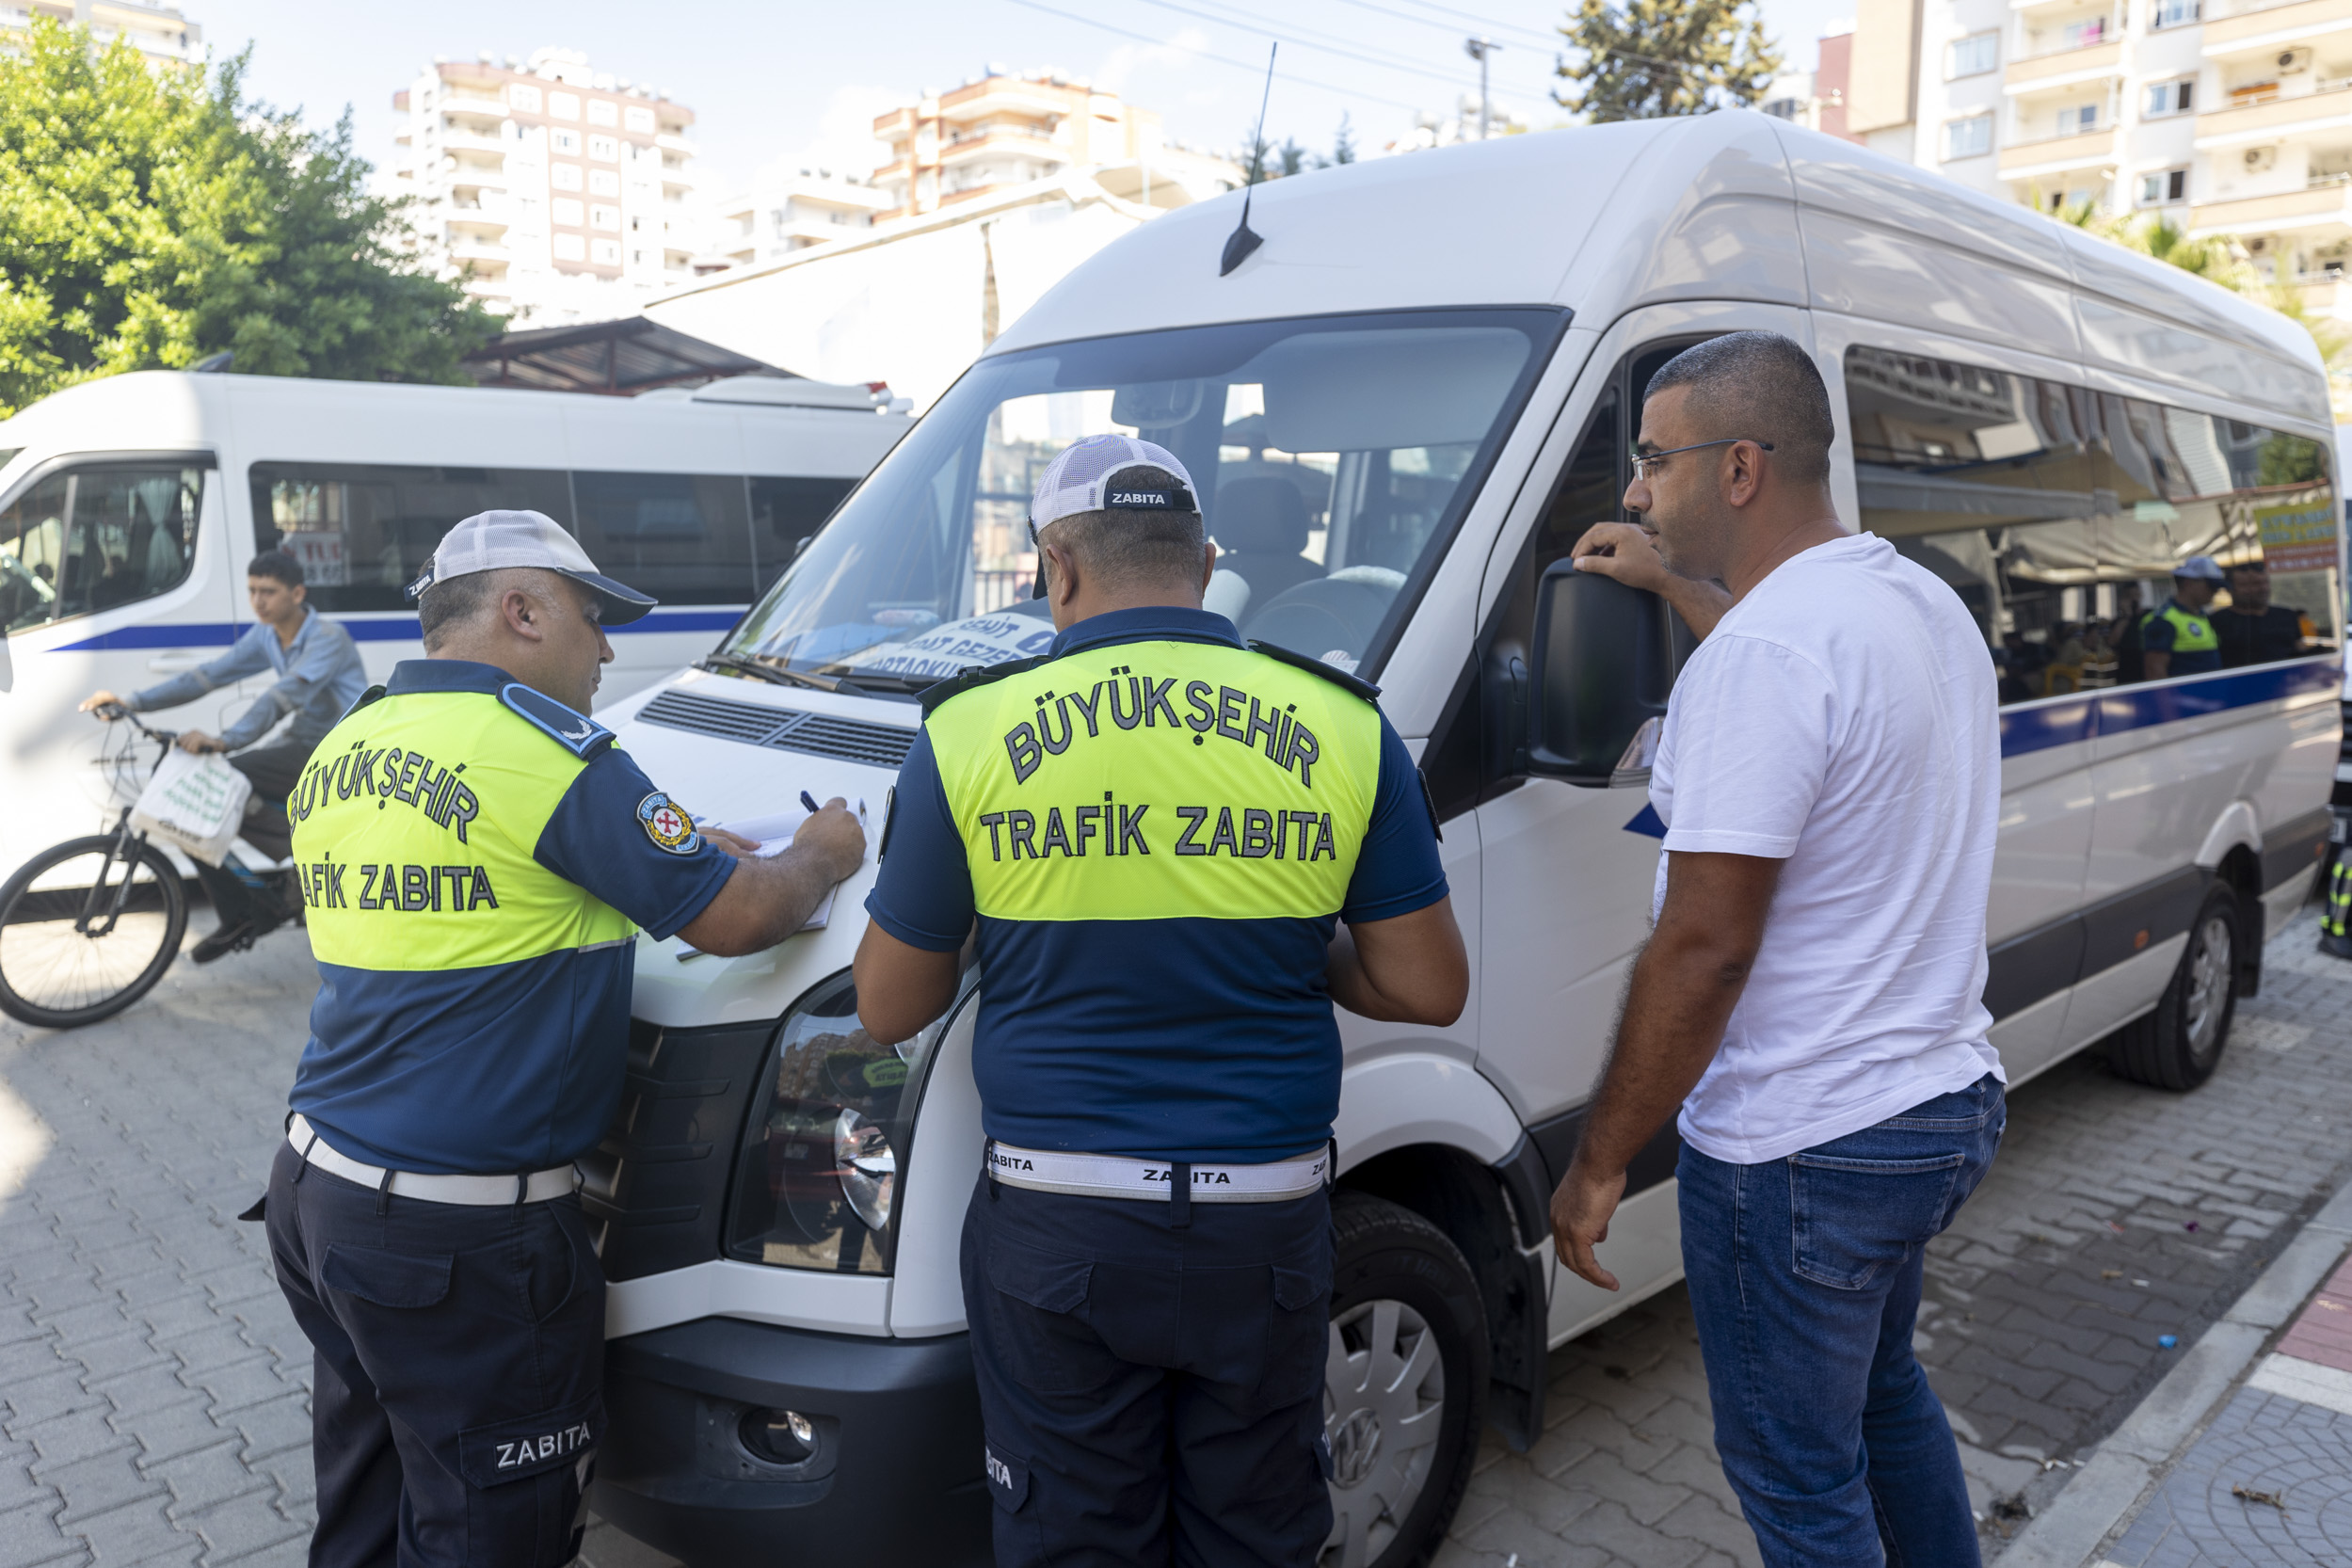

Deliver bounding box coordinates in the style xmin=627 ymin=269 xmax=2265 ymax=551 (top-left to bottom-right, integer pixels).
xmin=0 ymin=372 xmax=909 ymax=880
xmin=585 ymin=110 xmax=2343 ymax=1568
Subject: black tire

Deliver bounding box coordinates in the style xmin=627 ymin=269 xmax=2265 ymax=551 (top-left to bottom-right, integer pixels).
xmin=1320 ymin=1191 xmax=1490 ymax=1568
xmin=2109 ymin=883 xmax=2239 ymax=1091
xmin=0 ymin=835 xmax=189 ymax=1030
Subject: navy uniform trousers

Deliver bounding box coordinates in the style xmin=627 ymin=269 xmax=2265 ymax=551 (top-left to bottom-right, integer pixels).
xmin=263 ymin=1142 xmax=604 ymax=1568
xmin=962 ymin=1173 xmax=1336 ymax=1568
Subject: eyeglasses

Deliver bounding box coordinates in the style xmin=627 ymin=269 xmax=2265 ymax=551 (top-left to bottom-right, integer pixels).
xmin=1630 ymin=437 xmax=1775 ymax=481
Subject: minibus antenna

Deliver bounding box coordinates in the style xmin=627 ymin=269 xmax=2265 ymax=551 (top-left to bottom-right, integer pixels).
xmin=1221 ymin=43 xmax=1276 ymax=277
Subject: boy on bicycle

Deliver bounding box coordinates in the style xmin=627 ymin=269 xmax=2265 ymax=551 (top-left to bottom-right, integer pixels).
xmin=82 ymin=550 xmax=365 ymax=962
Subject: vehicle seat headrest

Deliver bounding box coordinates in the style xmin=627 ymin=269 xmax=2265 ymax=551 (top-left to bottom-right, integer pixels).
xmin=1212 ymin=478 xmax=1312 ymax=557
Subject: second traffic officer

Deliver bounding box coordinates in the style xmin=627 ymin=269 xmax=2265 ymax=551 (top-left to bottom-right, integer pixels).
xmin=856 ymin=435 xmax=1468 ymax=1567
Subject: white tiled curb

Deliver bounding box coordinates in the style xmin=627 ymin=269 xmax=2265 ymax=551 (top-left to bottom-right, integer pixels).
xmin=1997 ymin=1178 xmax=2352 ymax=1568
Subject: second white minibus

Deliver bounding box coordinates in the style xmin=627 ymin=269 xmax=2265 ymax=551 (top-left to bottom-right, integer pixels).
xmin=0 ymin=372 xmax=909 ymax=879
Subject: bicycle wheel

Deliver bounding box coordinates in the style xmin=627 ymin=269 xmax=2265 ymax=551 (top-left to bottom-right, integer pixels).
xmin=0 ymin=835 xmax=189 ymax=1029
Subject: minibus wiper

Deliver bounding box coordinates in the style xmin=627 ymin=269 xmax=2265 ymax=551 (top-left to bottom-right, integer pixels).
xmin=696 ymin=654 xmax=864 ymax=695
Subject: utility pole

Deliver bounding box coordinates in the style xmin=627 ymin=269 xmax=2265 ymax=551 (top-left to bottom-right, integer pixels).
xmin=1464 ymin=37 xmax=1498 ymax=138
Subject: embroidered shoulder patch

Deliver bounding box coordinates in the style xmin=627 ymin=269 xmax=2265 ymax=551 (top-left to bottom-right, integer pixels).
xmin=637 ymin=792 xmax=701 ymax=855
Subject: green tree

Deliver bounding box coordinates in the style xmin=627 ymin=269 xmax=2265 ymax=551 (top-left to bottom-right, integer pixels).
xmin=0 ymin=18 xmax=499 ymax=416
xmin=1321 ymin=113 xmax=1357 ymax=168
xmin=1554 ymin=0 xmax=1782 ymax=121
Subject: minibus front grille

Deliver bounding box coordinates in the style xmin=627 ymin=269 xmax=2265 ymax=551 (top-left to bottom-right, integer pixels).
xmin=633 ymin=689 xmax=917 ymax=768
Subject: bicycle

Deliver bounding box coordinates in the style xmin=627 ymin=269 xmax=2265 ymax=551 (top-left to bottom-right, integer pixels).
xmin=0 ymin=706 xmax=194 ymax=1029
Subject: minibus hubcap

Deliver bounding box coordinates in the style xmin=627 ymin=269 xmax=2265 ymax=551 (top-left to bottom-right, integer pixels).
xmin=1323 ymin=1298 xmax=1446 ymax=1568
xmin=2184 ymin=914 xmax=2232 ymax=1055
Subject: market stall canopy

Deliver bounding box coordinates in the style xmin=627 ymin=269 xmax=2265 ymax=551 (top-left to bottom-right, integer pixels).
xmin=462 ymin=316 xmax=784 ymax=396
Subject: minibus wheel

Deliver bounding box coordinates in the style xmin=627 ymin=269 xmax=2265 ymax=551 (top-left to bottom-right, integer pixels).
xmin=2109 ymin=884 xmax=2239 ymax=1092
xmin=1321 ymin=1191 xmax=1488 ymax=1568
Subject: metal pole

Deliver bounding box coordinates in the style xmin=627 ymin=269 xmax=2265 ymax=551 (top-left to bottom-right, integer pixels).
xmin=1464 ymin=39 xmax=1498 ymax=139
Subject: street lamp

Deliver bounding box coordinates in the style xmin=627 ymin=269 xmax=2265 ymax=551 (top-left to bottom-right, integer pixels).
xmin=1464 ymin=38 xmax=1499 ymax=139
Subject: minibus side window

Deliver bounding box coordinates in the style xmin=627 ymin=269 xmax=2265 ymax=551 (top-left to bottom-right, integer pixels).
xmin=749 ymin=475 xmax=856 ymax=595
xmin=0 ymin=463 xmax=202 ymax=633
xmin=571 ymin=471 xmax=755 ymax=605
xmin=252 ymin=463 xmax=573 ymax=612
xmin=1844 ymin=344 xmax=2342 ymax=696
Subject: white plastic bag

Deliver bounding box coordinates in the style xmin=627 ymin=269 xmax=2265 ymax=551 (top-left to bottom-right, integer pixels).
xmin=130 ymin=750 xmax=251 ymax=867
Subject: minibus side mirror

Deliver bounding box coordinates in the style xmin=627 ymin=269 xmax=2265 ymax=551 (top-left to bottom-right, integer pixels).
xmin=1526 ymin=560 xmax=1672 ymax=785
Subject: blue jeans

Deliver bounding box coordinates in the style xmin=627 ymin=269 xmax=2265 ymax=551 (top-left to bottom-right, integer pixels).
xmin=1678 ymin=1072 xmax=2004 ymax=1568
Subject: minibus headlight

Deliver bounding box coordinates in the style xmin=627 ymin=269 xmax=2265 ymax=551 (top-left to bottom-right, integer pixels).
xmin=722 ymin=968 xmax=960 ymax=1274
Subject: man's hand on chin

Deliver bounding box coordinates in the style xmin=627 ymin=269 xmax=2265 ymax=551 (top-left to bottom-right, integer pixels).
xmin=1550 ymin=1159 xmax=1627 ymax=1292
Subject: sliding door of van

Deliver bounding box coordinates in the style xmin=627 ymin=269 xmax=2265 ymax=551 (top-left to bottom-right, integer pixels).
xmin=0 ymin=455 xmax=233 ymax=877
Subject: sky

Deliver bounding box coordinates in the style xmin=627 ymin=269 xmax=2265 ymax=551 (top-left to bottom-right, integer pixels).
xmin=197 ymin=0 xmax=1856 ymax=198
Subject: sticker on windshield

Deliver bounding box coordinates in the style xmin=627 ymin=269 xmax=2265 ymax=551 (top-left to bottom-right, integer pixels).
xmin=853 ymin=614 xmax=1056 ymax=680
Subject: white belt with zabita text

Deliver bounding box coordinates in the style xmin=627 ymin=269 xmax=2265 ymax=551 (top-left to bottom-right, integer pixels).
xmin=984 ymin=1140 xmax=1331 ymax=1203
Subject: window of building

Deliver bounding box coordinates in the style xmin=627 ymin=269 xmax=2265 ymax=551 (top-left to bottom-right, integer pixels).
xmin=625 ymin=105 xmax=655 ymax=133
xmin=507 ymin=83 xmax=541 ymax=113
xmin=1842 ymin=344 xmax=2340 ymax=697
xmin=552 ymin=128 xmax=580 ymax=154
xmin=550 ymin=90 xmax=580 ymax=120
xmin=1944 ymin=114 xmax=1994 ymax=159
xmin=2145 ymin=76 xmax=2195 ymax=116
xmin=2058 ymin=103 xmax=2101 ymax=135
xmin=588 ymin=168 xmax=619 ymax=197
xmin=552 ymin=197 xmax=584 ymax=227
xmin=2137 ymin=167 xmax=2188 ymax=204
xmin=587 ymin=135 xmax=618 ymax=162
xmin=552 ymin=232 xmax=585 ymax=261
xmin=589 ymin=204 xmax=620 ymax=231
xmin=591 ymin=238 xmax=621 ymax=265
xmin=1949 ymin=32 xmax=1998 ymax=78
xmin=0 ymin=462 xmax=206 ymax=632
xmin=2151 ymin=0 xmax=2200 ymax=24
xmin=249 ymin=464 xmax=569 ymax=613
xmin=550 ymin=162 xmax=583 ymax=191
xmin=585 ymin=98 xmax=617 ymax=126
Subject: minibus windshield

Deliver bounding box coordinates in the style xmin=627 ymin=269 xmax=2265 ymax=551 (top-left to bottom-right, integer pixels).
xmin=718 ymin=309 xmax=1560 ymax=686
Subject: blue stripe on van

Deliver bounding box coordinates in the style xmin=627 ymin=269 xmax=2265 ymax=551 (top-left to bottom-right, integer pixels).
xmin=1999 ymin=659 xmax=2341 ymax=759
xmin=51 ymin=607 xmax=744 ymax=651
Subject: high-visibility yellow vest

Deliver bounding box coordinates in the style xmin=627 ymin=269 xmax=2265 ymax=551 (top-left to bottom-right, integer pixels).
xmin=2142 ymin=601 xmax=2219 ymax=658
xmin=921 ymin=639 xmax=1384 ymax=922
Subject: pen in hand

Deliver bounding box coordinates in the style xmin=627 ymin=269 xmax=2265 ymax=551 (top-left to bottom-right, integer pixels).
xmin=800 ymin=790 xmax=821 ymax=814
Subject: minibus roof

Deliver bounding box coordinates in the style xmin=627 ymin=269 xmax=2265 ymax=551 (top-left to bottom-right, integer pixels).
xmin=988 ymin=111 xmax=2328 ymax=429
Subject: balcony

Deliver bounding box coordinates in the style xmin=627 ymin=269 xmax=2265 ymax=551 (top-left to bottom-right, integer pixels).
xmin=440 ymin=129 xmax=507 ymax=157
xmin=445 ymin=235 xmax=509 ymax=264
xmin=2195 ymin=82 xmax=2352 ymax=143
xmin=2204 ymin=0 xmax=2352 ymax=47
xmin=2005 ymin=37 xmax=2124 ymax=91
xmin=2190 ymin=182 xmax=2352 ymax=228
xmin=1998 ymin=124 xmax=2119 ymax=177
xmin=446 ymin=206 xmax=509 ymax=234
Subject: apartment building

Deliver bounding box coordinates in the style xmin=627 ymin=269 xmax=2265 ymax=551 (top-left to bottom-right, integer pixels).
xmin=391 ymin=47 xmax=699 ymax=328
xmin=871 ymin=68 xmax=1241 ymax=220
xmin=705 ymin=170 xmax=895 ymax=271
xmin=1851 ymin=0 xmax=2352 ymax=309
xmin=1 ymin=0 xmax=200 ymax=65
xmin=1761 ymin=29 xmax=1861 ymax=139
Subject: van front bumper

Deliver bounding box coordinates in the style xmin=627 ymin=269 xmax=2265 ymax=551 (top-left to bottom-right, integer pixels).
xmin=593 ymin=1317 xmax=987 ymax=1568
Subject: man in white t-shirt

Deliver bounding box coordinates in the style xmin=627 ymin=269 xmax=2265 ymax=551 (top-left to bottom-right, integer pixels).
xmin=1549 ymin=331 xmax=2004 ymax=1567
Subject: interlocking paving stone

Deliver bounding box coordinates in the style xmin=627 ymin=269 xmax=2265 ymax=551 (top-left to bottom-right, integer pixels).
xmin=5 ymin=895 xmax=2352 ymax=1565
xmin=2103 ymin=1384 xmax=2352 ymax=1565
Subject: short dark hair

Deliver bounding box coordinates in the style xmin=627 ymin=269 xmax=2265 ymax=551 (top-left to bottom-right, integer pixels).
xmin=248 ymin=551 xmax=304 ymax=588
xmin=2230 ymin=560 xmax=2269 ymax=575
xmin=416 ymin=570 xmax=503 ymax=652
xmin=1644 ymin=331 xmax=1836 ymax=485
xmin=1041 ymin=465 xmax=1208 ymax=592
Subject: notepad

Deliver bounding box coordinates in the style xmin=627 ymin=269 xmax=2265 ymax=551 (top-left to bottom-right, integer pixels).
xmin=672 ymin=800 xmax=867 ymax=960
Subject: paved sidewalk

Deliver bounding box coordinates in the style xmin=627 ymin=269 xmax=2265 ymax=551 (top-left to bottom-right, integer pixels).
xmin=3 ymin=909 xmax=2350 ymax=1566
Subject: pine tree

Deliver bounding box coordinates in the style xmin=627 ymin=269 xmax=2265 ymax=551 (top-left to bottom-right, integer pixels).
xmin=1554 ymin=0 xmax=1782 ymax=121
xmin=1329 ymin=114 xmax=1357 ymax=167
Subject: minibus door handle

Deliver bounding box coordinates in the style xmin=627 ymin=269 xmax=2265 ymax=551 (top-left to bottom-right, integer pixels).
xmin=145 ymin=652 xmax=203 ymax=674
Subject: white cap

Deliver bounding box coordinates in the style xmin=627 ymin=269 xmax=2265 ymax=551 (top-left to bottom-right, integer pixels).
xmin=1030 ymin=434 xmax=1200 ymax=532
xmin=407 ymin=510 xmax=658 ymax=624
xmin=2175 ymin=554 xmax=2227 ymax=583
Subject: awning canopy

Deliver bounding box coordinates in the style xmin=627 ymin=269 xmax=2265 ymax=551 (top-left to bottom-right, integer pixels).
xmin=462 ymin=315 xmax=787 ymax=396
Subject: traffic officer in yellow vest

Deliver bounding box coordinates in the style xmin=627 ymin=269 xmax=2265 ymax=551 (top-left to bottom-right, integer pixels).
xmin=2139 ymin=554 xmax=2226 ymax=680
xmin=259 ymin=511 xmax=865 ymax=1568
xmin=855 ymin=435 xmax=1468 ymax=1568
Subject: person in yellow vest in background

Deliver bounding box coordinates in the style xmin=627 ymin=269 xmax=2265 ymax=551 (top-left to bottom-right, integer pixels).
xmin=256 ymin=511 xmax=866 ymax=1568
xmin=854 ymin=436 xmax=1468 ymax=1568
xmin=2139 ymin=555 xmax=2226 ymax=680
